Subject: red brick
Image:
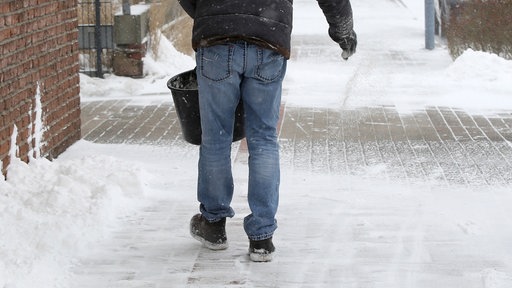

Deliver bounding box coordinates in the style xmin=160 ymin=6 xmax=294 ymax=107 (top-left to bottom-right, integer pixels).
xmin=0 ymin=2 xmax=80 ymax=176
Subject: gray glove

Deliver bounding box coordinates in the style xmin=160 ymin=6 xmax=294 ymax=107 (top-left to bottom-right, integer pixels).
xmin=339 ymin=30 xmax=357 ymax=60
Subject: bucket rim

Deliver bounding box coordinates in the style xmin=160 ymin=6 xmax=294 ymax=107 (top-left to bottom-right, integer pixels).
xmin=167 ymin=69 xmax=197 ymax=91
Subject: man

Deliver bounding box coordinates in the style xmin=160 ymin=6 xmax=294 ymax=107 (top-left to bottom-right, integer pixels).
xmin=179 ymin=0 xmax=357 ymax=262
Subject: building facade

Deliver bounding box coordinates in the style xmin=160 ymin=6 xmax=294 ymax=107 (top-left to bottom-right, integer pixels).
xmin=0 ymin=0 xmax=81 ymax=177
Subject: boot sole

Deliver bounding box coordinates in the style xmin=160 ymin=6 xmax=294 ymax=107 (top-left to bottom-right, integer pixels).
xmin=191 ymin=233 xmax=229 ymax=250
xmin=249 ymin=250 xmax=273 ymax=262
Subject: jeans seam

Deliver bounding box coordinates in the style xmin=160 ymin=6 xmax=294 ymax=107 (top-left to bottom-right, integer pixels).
xmin=243 ymin=42 xmax=247 ymax=73
xmin=254 ymin=48 xmax=284 ymax=82
xmin=199 ymin=45 xmax=234 ymax=82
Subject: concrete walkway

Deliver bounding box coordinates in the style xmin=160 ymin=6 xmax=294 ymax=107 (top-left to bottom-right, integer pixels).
xmin=73 ymin=0 xmax=512 ymax=286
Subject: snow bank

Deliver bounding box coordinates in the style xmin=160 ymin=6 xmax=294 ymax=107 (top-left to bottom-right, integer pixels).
xmin=80 ymin=32 xmax=195 ymax=100
xmin=0 ymin=31 xmax=194 ymax=288
xmin=0 ymin=146 xmax=147 ymax=288
xmin=445 ymin=49 xmax=512 ymax=84
xmin=434 ymin=49 xmax=512 ymax=113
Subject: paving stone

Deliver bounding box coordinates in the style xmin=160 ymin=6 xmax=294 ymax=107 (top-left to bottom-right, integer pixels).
xmin=81 ymin=101 xmax=512 ymax=187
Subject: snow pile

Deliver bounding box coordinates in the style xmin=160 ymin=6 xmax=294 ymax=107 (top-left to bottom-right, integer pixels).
xmin=80 ymin=32 xmax=195 ymax=100
xmin=143 ymin=31 xmax=195 ymax=78
xmin=0 ymin=32 xmax=190 ymax=287
xmin=0 ymin=153 xmax=147 ymax=288
xmin=445 ymin=49 xmax=512 ymax=85
xmin=437 ymin=49 xmax=512 ymax=112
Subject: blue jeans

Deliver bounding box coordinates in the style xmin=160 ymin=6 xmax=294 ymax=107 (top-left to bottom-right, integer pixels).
xmin=196 ymin=41 xmax=287 ymax=241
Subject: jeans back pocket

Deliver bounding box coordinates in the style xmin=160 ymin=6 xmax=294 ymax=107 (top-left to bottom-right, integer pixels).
xmin=198 ymin=45 xmax=233 ymax=82
xmin=255 ymin=49 xmax=286 ymax=82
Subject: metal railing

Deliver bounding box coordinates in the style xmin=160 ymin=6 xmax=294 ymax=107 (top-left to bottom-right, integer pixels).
xmin=78 ymin=0 xmax=115 ymax=78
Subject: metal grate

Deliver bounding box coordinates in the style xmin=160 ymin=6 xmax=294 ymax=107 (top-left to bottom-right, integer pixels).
xmin=78 ymin=0 xmax=115 ymax=78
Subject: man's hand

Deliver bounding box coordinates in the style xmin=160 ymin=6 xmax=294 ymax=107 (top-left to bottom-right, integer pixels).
xmin=339 ymin=30 xmax=357 ymax=60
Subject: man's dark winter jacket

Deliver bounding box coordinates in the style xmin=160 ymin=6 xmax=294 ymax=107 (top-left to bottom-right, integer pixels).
xmin=178 ymin=0 xmax=354 ymax=59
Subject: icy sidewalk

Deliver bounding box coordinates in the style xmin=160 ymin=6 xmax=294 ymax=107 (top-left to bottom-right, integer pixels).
xmin=66 ymin=139 xmax=512 ymax=288
xmin=68 ymin=0 xmax=512 ymax=286
xmin=74 ymin=102 xmax=512 ymax=287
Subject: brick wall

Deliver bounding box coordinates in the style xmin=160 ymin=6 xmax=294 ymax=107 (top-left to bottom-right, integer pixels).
xmin=0 ymin=0 xmax=81 ymax=177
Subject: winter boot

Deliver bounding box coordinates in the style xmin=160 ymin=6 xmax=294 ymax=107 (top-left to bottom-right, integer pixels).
xmin=249 ymin=237 xmax=275 ymax=262
xmin=190 ymin=213 xmax=228 ymax=250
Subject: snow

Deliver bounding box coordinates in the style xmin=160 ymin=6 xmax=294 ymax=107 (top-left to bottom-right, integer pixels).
xmin=0 ymin=152 xmax=148 ymax=288
xmin=29 ymin=82 xmax=44 ymax=159
xmin=114 ymin=4 xmax=151 ymax=16
xmin=2 ymin=0 xmax=512 ymax=287
xmin=79 ymin=32 xmax=195 ymax=102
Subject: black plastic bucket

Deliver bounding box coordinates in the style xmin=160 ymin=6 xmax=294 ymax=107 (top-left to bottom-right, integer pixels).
xmin=167 ymin=69 xmax=245 ymax=145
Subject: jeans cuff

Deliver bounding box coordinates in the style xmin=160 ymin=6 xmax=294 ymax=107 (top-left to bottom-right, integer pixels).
xmin=248 ymin=232 xmax=274 ymax=241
